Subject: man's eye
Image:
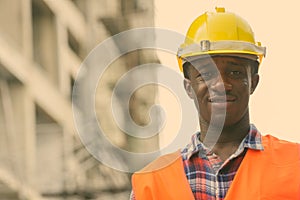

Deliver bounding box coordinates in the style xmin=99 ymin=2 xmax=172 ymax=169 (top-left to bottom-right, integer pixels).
xmin=194 ymin=71 xmax=218 ymax=82
xmin=201 ymin=72 xmax=212 ymax=77
xmin=229 ymin=71 xmax=243 ymax=77
xmin=200 ymin=72 xmax=215 ymax=80
xmin=231 ymin=71 xmax=241 ymax=75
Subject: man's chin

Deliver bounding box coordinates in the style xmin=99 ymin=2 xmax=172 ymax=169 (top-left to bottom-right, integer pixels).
xmin=206 ymin=114 xmax=239 ymax=128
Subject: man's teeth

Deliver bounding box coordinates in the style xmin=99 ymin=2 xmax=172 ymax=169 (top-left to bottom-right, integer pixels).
xmin=210 ymin=99 xmax=226 ymax=102
xmin=209 ymin=98 xmax=234 ymax=102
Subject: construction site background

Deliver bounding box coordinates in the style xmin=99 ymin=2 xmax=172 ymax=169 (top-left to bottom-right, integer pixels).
xmin=0 ymin=0 xmax=159 ymax=199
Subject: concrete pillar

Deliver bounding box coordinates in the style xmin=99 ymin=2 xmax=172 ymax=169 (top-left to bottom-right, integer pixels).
xmin=5 ymin=81 xmax=36 ymax=186
xmin=56 ymin=19 xmax=71 ymax=97
xmin=0 ymin=0 xmax=23 ymax=49
xmin=21 ymin=0 xmax=34 ymax=59
xmin=32 ymin=0 xmax=59 ymax=86
xmin=36 ymin=122 xmax=64 ymax=194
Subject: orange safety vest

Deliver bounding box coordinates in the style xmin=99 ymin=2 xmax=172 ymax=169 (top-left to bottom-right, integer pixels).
xmin=132 ymin=135 xmax=300 ymax=200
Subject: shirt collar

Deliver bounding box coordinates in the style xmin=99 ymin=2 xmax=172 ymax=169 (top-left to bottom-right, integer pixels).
xmin=181 ymin=124 xmax=264 ymax=160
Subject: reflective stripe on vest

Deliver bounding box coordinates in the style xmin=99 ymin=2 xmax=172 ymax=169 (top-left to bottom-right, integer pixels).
xmin=132 ymin=135 xmax=300 ymax=200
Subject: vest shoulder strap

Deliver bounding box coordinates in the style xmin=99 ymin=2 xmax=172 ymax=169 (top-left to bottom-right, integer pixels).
xmin=137 ymin=150 xmax=182 ymax=173
xmin=132 ymin=150 xmax=194 ymax=200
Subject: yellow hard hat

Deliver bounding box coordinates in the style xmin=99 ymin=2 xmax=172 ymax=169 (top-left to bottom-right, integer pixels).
xmin=177 ymin=7 xmax=266 ymax=71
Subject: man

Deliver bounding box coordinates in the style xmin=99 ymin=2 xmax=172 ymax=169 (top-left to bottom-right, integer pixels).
xmin=130 ymin=7 xmax=300 ymax=200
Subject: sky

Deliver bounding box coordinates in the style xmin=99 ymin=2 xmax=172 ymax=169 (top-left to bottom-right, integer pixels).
xmin=154 ymin=0 xmax=300 ymax=145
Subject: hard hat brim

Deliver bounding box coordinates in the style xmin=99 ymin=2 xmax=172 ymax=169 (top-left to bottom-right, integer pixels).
xmin=177 ymin=40 xmax=266 ymax=71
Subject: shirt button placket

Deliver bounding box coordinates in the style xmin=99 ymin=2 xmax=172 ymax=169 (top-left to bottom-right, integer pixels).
xmin=215 ymin=175 xmax=219 ymax=200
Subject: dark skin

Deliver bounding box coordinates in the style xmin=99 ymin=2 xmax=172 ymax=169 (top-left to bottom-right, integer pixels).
xmin=184 ymin=55 xmax=259 ymax=161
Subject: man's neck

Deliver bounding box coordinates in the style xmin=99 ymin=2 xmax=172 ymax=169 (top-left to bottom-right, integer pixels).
xmin=199 ymin=112 xmax=251 ymax=161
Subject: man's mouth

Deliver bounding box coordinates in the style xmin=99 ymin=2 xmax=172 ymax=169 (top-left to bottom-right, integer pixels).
xmin=208 ymin=96 xmax=236 ymax=103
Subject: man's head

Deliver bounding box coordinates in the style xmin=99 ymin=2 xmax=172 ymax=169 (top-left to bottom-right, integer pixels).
xmin=177 ymin=7 xmax=266 ymax=128
xmin=183 ymin=55 xmax=259 ymax=127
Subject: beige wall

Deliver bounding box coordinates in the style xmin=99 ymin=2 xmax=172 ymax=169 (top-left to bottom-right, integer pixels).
xmin=155 ymin=0 xmax=300 ymax=145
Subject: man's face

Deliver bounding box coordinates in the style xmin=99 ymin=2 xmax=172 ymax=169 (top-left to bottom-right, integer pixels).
xmin=184 ymin=56 xmax=259 ymax=127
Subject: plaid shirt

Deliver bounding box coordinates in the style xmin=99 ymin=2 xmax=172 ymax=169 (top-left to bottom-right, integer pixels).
xmin=181 ymin=124 xmax=264 ymax=200
xmin=130 ymin=124 xmax=264 ymax=200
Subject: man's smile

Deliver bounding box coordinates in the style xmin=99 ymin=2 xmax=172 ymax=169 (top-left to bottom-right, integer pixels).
xmin=208 ymin=95 xmax=236 ymax=103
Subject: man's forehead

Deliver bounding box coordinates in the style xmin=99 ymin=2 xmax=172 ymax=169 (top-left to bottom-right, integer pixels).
xmin=186 ymin=54 xmax=257 ymax=67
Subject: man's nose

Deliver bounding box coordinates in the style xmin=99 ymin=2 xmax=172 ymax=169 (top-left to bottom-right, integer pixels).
xmin=209 ymin=74 xmax=232 ymax=93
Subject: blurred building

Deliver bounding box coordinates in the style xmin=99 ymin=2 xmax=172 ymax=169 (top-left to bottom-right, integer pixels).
xmin=0 ymin=0 xmax=159 ymax=199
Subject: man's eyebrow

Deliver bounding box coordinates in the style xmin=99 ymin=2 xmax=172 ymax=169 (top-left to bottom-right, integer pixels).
xmin=194 ymin=62 xmax=214 ymax=71
xmin=227 ymin=60 xmax=247 ymax=66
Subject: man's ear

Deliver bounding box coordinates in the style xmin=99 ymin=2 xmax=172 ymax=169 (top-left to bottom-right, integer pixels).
xmin=250 ymin=73 xmax=259 ymax=94
xmin=184 ymin=78 xmax=194 ymax=99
